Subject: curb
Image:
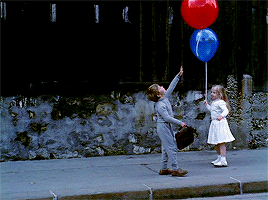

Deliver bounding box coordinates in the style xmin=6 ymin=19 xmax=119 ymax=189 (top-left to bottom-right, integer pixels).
xmin=39 ymin=181 xmax=268 ymax=200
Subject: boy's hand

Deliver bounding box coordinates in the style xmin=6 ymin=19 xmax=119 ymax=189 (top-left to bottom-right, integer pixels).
xmin=204 ymin=100 xmax=208 ymax=105
xmin=177 ymin=66 xmax=184 ymax=77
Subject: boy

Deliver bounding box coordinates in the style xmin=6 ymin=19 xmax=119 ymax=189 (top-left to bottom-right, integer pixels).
xmin=147 ymin=67 xmax=188 ymax=176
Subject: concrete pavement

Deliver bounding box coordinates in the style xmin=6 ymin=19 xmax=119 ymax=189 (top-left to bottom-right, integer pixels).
xmin=0 ymin=148 xmax=267 ymax=199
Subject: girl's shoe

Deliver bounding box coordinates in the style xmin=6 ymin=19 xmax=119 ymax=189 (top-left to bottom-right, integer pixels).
xmin=159 ymin=169 xmax=173 ymax=175
xmin=213 ymin=158 xmax=228 ymax=167
xmin=211 ymin=155 xmax=221 ymax=165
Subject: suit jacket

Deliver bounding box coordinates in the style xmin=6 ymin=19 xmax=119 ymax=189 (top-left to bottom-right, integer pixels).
xmin=155 ymin=76 xmax=183 ymax=127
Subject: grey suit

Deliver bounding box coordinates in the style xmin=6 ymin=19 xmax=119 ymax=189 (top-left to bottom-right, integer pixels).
xmin=155 ymin=75 xmax=183 ymax=171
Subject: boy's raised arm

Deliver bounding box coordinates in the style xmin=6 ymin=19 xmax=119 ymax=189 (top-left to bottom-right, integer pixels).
xmin=165 ymin=66 xmax=183 ymax=98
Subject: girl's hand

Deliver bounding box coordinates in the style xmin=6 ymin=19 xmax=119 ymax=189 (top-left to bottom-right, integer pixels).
xmin=204 ymin=100 xmax=208 ymax=105
xmin=177 ymin=66 xmax=184 ymax=77
xmin=181 ymin=122 xmax=186 ymax=127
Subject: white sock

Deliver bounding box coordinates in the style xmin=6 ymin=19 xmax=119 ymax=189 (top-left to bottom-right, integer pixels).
xmin=212 ymin=155 xmax=221 ymax=163
xmin=221 ymin=156 xmax=227 ymax=162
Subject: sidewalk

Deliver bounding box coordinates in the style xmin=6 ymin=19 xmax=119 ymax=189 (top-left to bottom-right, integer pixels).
xmin=1 ymin=148 xmax=267 ymax=200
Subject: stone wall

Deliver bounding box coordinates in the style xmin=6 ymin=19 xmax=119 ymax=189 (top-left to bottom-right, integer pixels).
xmin=0 ymin=75 xmax=267 ymax=161
xmin=225 ymin=75 xmax=268 ymax=149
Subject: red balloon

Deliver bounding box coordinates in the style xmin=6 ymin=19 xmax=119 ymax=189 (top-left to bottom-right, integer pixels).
xmin=181 ymin=0 xmax=219 ymax=29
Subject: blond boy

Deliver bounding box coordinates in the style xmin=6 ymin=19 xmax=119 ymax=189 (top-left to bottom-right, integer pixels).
xmin=147 ymin=67 xmax=188 ymax=176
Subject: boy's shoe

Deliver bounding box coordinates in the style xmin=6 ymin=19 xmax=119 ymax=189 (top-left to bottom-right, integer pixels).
xmin=159 ymin=169 xmax=173 ymax=175
xmin=171 ymin=168 xmax=188 ymax=176
xmin=213 ymin=160 xmax=228 ymax=167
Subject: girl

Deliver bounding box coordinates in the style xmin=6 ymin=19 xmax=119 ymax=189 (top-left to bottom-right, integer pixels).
xmin=204 ymin=85 xmax=235 ymax=167
xmin=147 ymin=67 xmax=188 ymax=176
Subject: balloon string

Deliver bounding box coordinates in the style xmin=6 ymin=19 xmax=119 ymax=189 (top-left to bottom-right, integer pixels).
xmin=205 ymin=62 xmax=207 ymax=101
xmin=196 ymin=30 xmax=203 ymax=57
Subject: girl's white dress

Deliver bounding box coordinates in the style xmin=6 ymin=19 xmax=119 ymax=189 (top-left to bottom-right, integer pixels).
xmin=206 ymin=99 xmax=235 ymax=145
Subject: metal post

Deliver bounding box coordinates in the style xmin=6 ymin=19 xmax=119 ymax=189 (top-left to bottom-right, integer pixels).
xmin=152 ymin=2 xmax=157 ymax=81
xmin=94 ymin=5 xmax=99 ymax=23
xmin=139 ymin=2 xmax=143 ymax=82
xmin=165 ymin=4 xmax=172 ymax=81
xmin=49 ymin=190 xmax=58 ymax=200
xmin=123 ymin=6 xmax=130 ymax=23
xmin=143 ymin=184 xmax=153 ymax=200
xmin=50 ymin=4 xmax=56 ymax=22
xmin=1 ymin=2 xmax=7 ymax=20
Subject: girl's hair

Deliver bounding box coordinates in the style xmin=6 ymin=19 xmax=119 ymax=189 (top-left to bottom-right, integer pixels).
xmin=147 ymin=84 xmax=161 ymax=102
xmin=212 ymin=85 xmax=231 ymax=111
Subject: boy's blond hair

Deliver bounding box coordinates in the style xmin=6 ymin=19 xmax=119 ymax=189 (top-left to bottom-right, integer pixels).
xmin=147 ymin=84 xmax=161 ymax=102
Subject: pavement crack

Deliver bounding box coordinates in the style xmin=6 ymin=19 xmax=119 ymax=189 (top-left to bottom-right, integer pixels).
xmin=141 ymin=164 xmax=158 ymax=173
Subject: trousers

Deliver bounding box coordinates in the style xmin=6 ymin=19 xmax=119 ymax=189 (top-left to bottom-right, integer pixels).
xmin=157 ymin=122 xmax=179 ymax=171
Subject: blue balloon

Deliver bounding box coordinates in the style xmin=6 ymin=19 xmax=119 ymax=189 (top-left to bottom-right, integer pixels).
xmin=190 ymin=28 xmax=219 ymax=62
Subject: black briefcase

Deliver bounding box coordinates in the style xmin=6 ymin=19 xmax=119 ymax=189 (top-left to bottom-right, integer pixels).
xmin=175 ymin=126 xmax=197 ymax=150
